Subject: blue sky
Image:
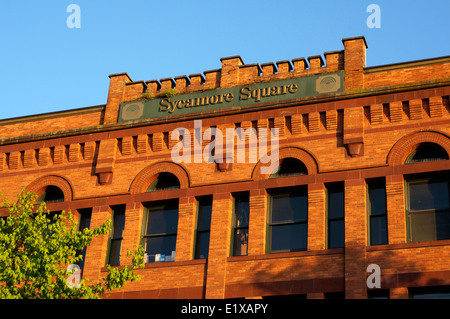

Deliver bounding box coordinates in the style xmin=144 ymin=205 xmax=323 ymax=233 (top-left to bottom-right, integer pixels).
xmin=0 ymin=0 xmax=449 ymax=120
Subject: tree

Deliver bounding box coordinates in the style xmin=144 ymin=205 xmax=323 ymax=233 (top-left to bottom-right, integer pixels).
xmin=0 ymin=190 xmax=144 ymax=299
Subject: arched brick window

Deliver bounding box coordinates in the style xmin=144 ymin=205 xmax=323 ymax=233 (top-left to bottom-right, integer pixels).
xmin=387 ymin=131 xmax=450 ymax=166
xmin=388 ymin=132 xmax=450 ymax=243
xmin=26 ymin=175 xmax=73 ymax=202
xmin=129 ymin=161 xmax=189 ymax=194
xmin=130 ymin=162 xmax=189 ymax=264
xmin=252 ymin=146 xmax=318 ymax=180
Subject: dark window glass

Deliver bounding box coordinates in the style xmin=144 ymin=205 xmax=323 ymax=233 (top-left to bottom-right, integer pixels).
xmin=327 ymin=184 xmax=344 ymax=249
xmin=409 ymin=180 xmax=449 ymax=211
xmin=143 ymin=200 xmax=178 ymax=263
xmin=107 ymin=205 xmax=126 ymax=266
xmin=409 ymin=286 xmax=450 ymax=299
xmin=407 ymin=177 xmax=450 ymax=242
xmin=232 ymin=194 xmax=249 ymax=256
xmin=147 ymin=172 xmax=180 ymax=192
xmin=368 ymin=181 xmax=388 ymax=245
xmin=270 ymin=158 xmax=308 ymax=178
xmin=77 ymin=208 xmax=92 ymax=269
xmin=405 ymin=142 xmax=449 ymax=164
xmin=36 ymin=185 xmax=64 ymax=203
xmin=368 ymin=289 xmax=390 ymax=299
xmin=195 ymin=197 xmax=212 ymax=259
xmin=324 ymin=292 xmax=346 ymax=299
xmin=269 ymin=187 xmax=308 ymax=253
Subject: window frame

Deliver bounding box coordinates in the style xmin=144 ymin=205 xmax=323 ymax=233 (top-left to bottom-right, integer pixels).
xmin=367 ymin=179 xmax=388 ymax=246
xmin=106 ymin=205 xmax=126 ymax=266
xmin=231 ymin=193 xmax=250 ymax=256
xmin=267 ymin=186 xmax=308 ymax=254
xmin=405 ymin=175 xmax=450 ymax=243
xmin=142 ymin=199 xmax=179 ymax=263
xmin=194 ymin=196 xmax=213 ymax=260
xmin=77 ymin=208 xmax=92 ymax=270
xmin=325 ymin=183 xmax=345 ymax=249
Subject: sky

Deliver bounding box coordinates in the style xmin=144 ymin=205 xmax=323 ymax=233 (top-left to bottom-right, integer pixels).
xmin=0 ymin=0 xmax=449 ymax=120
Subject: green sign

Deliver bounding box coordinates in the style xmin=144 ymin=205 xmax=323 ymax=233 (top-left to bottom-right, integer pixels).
xmin=118 ymin=71 xmax=343 ymax=122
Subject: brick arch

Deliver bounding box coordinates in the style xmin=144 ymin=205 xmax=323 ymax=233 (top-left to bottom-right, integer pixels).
xmin=25 ymin=175 xmax=73 ymax=201
xmin=252 ymin=146 xmax=319 ymax=181
xmin=129 ymin=161 xmax=190 ymax=194
xmin=387 ymin=131 xmax=450 ymax=166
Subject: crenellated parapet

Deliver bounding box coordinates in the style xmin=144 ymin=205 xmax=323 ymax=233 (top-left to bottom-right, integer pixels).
xmin=119 ymin=51 xmax=345 ymax=104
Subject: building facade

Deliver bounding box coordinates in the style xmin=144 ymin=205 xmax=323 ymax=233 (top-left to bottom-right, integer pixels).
xmin=1 ymin=36 xmax=450 ymax=299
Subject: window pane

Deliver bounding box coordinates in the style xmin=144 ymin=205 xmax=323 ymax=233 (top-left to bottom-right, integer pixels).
xmin=271 ymin=190 xmax=307 ymax=223
xmin=108 ymin=239 xmax=122 ymax=266
xmin=370 ymin=215 xmax=388 ymax=245
xmin=328 ymin=187 xmax=344 ymax=220
xmin=328 ymin=219 xmax=344 ymax=248
xmin=146 ymin=205 xmax=178 ymax=235
xmin=198 ymin=199 xmax=212 ymax=231
xmin=235 ymin=196 xmax=249 ymax=228
xmin=146 ymin=235 xmax=177 ymax=259
xmin=78 ymin=210 xmax=92 ymax=230
xmin=410 ymin=211 xmax=450 ymax=242
xmin=410 ymin=286 xmax=450 ymax=299
xmin=271 ymin=223 xmax=307 ymax=252
xmin=368 ymin=184 xmax=387 ymax=216
xmin=409 ymin=180 xmax=449 ymax=211
xmin=113 ymin=211 xmax=126 ymax=238
xmin=233 ymin=228 xmax=248 ymax=256
xmin=77 ymin=210 xmax=91 ymax=269
xmin=195 ymin=232 xmax=210 ymax=259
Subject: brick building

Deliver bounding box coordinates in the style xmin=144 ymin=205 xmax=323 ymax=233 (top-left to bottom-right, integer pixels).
xmin=1 ymin=36 xmax=450 ymax=299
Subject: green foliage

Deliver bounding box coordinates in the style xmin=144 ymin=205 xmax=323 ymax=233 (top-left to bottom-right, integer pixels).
xmin=0 ymin=190 xmax=144 ymax=299
xmin=160 ymin=88 xmax=178 ymax=98
xmin=141 ymin=92 xmax=153 ymax=100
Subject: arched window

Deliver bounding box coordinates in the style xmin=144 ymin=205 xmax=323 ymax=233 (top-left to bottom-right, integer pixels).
xmin=270 ymin=158 xmax=308 ymax=178
xmin=36 ymin=185 xmax=65 ymax=204
xmin=405 ymin=142 xmax=449 ymax=164
xmin=146 ymin=172 xmax=180 ymax=192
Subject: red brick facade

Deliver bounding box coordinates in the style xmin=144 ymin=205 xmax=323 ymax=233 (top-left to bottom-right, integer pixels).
xmin=1 ymin=36 xmax=450 ymax=299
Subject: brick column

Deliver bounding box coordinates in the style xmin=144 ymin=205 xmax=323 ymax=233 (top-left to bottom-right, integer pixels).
xmin=386 ymin=175 xmax=407 ymax=244
xmin=342 ymin=36 xmax=367 ymax=91
xmin=308 ymin=183 xmax=326 ymax=250
xmin=104 ymin=73 xmax=132 ymax=124
xmin=175 ymin=196 xmax=197 ymax=261
xmin=248 ymin=188 xmax=268 ymax=255
xmin=344 ymin=179 xmax=368 ymax=299
xmin=83 ymin=206 xmax=111 ymax=283
xmin=220 ymin=56 xmax=244 ymax=88
xmin=205 ymin=193 xmax=233 ymax=299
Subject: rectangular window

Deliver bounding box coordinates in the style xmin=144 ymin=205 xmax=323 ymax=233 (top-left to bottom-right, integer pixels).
xmin=367 ymin=180 xmax=388 ymax=245
xmin=195 ymin=196 xmax=212 ymax=259
xmin=409 ymin=286 xmax=450 ymax=299
xmin=368 ymin=289 xmax=390 ymax=299
xmin=268 ymin=186 xmax=308 ymax=253
xmin=232 ymin=193 xmax=249 ymax=256
xmin=106 ymin=205 xmax=126 ymax=266
xmin=77 ymin=208 xmax=92 ymax=269
xmin=407 ymin=176 xmax=450 ymax=242
xmin=143 ymin=200 xmax=178 ymax=263
xmin=326 ymin=183 xmax=344 ymax=249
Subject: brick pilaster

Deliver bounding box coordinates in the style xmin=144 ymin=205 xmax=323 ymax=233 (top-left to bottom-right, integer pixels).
xmin=344 ymin=179 xmax=367 ymax=299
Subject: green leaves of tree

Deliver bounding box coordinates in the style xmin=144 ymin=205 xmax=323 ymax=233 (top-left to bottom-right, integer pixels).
xmin=0 ymin=190 xmax=144 ymax=299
